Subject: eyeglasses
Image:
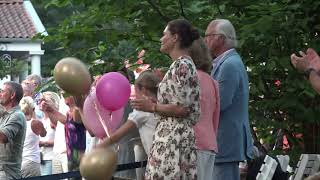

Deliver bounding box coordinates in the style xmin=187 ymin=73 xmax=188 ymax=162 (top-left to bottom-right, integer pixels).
xmin=204 ymin=33 xmax=223 ymax=37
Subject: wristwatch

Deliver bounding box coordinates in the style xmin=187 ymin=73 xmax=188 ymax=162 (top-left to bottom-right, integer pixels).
xmin=304 ymin=68 xmax=317 ymax=79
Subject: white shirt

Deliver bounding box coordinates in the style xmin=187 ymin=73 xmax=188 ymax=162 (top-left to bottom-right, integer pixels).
xmin=53 ymin=121 xmax=66 ymax=154
xmin=211 ymin=48 xmax=235 ymax=76
xmin=22 ymin=120 xmax=40 ymax=163
xmin=53 ymin=96 xmax=69 ymax=154
xmin=128 ymin=110 xmax=156 ymax=154
xmin=40 ymin=117 xmax=55 ymax=160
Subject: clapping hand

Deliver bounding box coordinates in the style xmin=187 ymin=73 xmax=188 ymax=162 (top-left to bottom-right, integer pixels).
xmin=40 ymin=99 xmax=57 ymax=113
xmin=291 ymin=48 xmax=320 ymax=72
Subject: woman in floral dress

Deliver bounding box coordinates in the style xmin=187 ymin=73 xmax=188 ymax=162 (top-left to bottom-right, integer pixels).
xmin=131 ymin=19 xmax=201 ymax=180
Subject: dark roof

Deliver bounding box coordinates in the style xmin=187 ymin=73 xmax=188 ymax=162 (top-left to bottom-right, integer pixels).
xmin=0 ymin=0 xmax=37 ymax=39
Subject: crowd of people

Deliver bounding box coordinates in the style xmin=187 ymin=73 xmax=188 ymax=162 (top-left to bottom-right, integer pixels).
xmin=0 ymin=74 xmax=91 ymax=179
xmin=0 ymin=18 xmax=319 ymax=180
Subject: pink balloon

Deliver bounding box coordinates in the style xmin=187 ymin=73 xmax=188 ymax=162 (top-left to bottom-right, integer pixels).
xmin=83 ymin=90 xmax=124 ymax=138
xmin=96 ymin=72 xmax=131 ymax=111
xmin=110 ymin=106 xmax=124 ymax=127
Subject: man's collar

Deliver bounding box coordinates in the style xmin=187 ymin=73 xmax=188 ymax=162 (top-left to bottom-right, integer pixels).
xmin=213 ymin=48 xmax=235 ymax=63
xmin=6 ymin=105 xmax=20 ymax=114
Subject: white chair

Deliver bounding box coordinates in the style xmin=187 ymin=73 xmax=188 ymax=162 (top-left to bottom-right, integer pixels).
xmin=256 ymin=155 xmax=279 ymax=180
xmin=292 ymin=154 xmax=320 ymax=180
xmin=276 ymin=155 xmax=291 ymax=172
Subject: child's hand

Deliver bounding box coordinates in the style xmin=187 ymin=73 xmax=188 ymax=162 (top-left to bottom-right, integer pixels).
xmin=96 ymin=138 xmax=113 ymax=149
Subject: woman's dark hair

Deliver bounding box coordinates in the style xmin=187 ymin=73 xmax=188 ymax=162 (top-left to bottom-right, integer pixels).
xmin=167 ymin=19 xmax=200 ymax=49
xmin=135 ymin=70 xmax=160 ymax=95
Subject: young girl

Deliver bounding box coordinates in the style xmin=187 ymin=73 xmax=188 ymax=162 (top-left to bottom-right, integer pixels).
xmin=98 ymin=70 xmax=160 ymax=180
xmin=20 ymin=96 xmax=46 ymax=177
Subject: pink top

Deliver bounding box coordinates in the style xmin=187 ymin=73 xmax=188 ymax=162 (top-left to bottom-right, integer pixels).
xmin=194 ymin=70 xmax=220 ymax=152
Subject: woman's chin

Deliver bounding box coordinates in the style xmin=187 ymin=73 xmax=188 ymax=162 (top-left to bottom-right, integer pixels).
xmin=160 ymin=47 xmax=168 ymax=54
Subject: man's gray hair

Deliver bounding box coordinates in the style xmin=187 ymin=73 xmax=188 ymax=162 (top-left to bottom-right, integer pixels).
xmin=26 ymin=74 xmax=42 ymax=86
xmin=4 ymin=81 xmax=24 ymax=103
xmin=213 ymin=19 xmax=237 ymax=48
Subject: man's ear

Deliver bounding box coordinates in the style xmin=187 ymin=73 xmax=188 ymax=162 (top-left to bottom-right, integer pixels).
xmin=10 ymin=92 xmax=16 ymax=101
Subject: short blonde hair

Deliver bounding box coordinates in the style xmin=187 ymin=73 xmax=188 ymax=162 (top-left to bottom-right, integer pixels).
xmin=19 ymin=96 xmax=35 ymax=114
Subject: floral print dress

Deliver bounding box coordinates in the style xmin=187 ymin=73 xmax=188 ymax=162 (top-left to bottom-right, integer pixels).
xmin=145 ymin=56 xmax=200 ymax=180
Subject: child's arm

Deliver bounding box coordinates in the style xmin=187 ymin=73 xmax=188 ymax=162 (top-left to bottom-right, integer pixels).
xmin=97 ymin=120 xmax=136 ymax=148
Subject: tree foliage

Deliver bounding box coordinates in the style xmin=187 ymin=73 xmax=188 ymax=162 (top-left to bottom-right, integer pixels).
xmin=34 ymin=0 xmax=320 ymax=163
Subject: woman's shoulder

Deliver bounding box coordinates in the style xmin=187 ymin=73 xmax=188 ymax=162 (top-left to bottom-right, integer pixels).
xmin=177 ymin=55 xmax=193 ymax=63
xmin=174 ymin=56 xmax=196 ymax=69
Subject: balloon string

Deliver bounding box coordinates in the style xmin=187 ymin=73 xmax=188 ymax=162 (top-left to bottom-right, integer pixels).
xmin=93 ymin=100 xmax=110 ymax=138
xmin=93 ymin=99 xmax=120 ymax=152
xmin=110 ymin=113 xmax=120 ymax=152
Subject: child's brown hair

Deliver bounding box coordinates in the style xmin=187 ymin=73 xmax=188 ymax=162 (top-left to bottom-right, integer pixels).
xmin=135 ymin=70 xmax=160 ymax=96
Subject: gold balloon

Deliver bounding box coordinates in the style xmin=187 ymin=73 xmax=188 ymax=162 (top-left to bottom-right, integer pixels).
xmin=80 ymin=148 xmax=118 ymax=180
xmin=54 ymin=57 xmax=92 ymax=95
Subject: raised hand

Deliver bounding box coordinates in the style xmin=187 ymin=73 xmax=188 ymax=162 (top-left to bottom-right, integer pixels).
xmin=40 ymin=99 xmax=57 ymax=112
xmin=290 ymin=48 xmax=320 ymax=72
xmin=291 ymin=50 xmax=310 ymax=72
xmin=306 ymin=48 xmax=320 ymax=70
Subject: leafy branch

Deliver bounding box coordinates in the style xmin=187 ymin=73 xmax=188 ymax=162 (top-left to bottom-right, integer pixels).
xmin=178 ymin=0 xmax=186 ymax=18
xmin=146 ymin=0 xmax=170 ymax=22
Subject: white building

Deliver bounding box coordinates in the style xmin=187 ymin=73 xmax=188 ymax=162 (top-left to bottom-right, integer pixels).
xmin=0 ymin=0 xmax=46 ymax=85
